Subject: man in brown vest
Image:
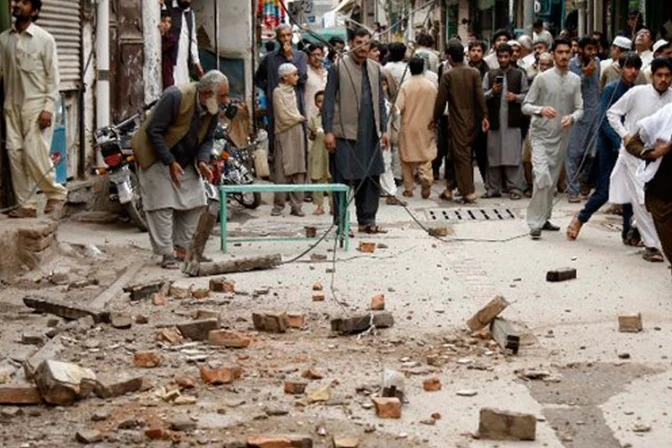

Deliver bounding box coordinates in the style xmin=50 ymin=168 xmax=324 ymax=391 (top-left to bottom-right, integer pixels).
xmin=482 ymin=43 xmax=528 ymax=199
xmin=131 ymin=70 xmax=229 ymax=269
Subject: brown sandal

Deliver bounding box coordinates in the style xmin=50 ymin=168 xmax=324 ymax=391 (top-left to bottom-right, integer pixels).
xmin=642 ymin=248 xmax=664 ymax=263
xmin=359 ymin=225 xmax=388 ymax=234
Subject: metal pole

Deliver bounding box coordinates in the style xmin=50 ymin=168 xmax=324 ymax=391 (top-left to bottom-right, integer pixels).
xmin=577 ymin=0 xmax=587 ymax=37
xmin=523 ymin=0 xmax=534 ymax=37
xmin=95 ymin=0 xmax=111 ymax=166
xmin=214 ymin=0 xmax=220 ymax=70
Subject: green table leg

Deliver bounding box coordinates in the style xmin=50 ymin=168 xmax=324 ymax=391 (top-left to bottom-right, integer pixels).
xmin=344 ymin=190 xmax=350 ymax=252
xmin=220 ymin=191 xmax=228 ymax=253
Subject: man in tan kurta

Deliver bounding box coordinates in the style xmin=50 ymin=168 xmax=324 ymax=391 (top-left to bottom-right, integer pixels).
xmin=0 ymin=0 xmax=68 ymax=218
xmin=432 ymin=40 xmax=489 ymax=203
xmin=397 ymin=57 xmax=437 ymax=199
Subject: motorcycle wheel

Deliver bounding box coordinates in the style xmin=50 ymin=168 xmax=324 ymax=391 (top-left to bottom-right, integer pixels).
xmin=237 ymin=191 xmax=261 ymax=209
xmin=125 ymin=169 xmax=148 ymax=232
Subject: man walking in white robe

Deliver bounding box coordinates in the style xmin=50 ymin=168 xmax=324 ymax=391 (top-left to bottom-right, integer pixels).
xmin=607 ymin=58 xmax=672 ymax=262
xmin=522 ymin=39 xmax=584 ymax=239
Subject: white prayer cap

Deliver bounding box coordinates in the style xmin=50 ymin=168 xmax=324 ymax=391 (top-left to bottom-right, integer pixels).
xmin=653 ymin=39 xmax=671 ymax=55
xmin=507 ymin=40 xmax=521 ymax=48
xmin=278 ymin=63 xmax=298 ymax=78
xmin=612 ymin=36 xmax=632 ymax=50
xmin=518 ymin=35 xmax=533 ymax=50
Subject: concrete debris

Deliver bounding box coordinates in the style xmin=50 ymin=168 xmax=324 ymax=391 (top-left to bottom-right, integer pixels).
xmin=428 ymin=227 xmax=449 ymax=237
xmin=1 ymin=406 xmax=22 ymax=419
xmin=210 ymin=278 xmax=235 ymax=293
xmin=296 ymin=385 xmax=331 ymax=406
xmin=123 ymin=280 xmax=169 ymax=301
xmin=186 ymin=253 xmax=282 ymax=277
xmin=169 ymin=415 xmax=197 ymax=432
xmin=21 ymin=332 xmax=45 ymax=346
xmin=191 ymin=287 xmax=210 ymax=299
xmin=632 ymin=422 xmax=651 ymax=433
xmin=330 ymin=312 xmax=395 ymax=335
xmin=370 ymin=293 xmax=385 ymax=311
xmin=199 ymin=366 xmax=242 ymax=385
xmin=371 ymin=397 xmax=402 ymax=419
xmin=109 ymin=312 xmax=132 ymax=329
xmin=466 ymin=296 xmax=509 ymax=331
xmin=133 ymin=352 xmax=162 ymax=368
xmin=34 ymin=360 xmax=96 ymax=406
xmin=208 ymin=330 xmax=251 ymax=348
xmin=23 ymin=295 xmax=104 ymax=322
xmin=490 ymin=317 xmax=520 ymax=354
xmin=333 ymin=436 xmax=360 ymax=448
xmin=253 ymin=312 xmax=290 ymax=333
xmin=478 ymin=408 xmax=537 ymax=441
xmin=169 ymin=284 xmax=190 ymax=299
xmin=76 ymin=429 xmax=103 ymax=444
xmin=618 ymin=313 xmax=643 ymax=333
xmin=301 ymin=367 xmax=324 ymax=380
xmin=546 ymin=267 xmax=577 ymax=282
xmin=177 ymin=318 xmax=219 ymax=341
xmin=381 ymin=369 xmax=405 ymax=401
xmin=93 ymin=373 xmax=144 ymax=398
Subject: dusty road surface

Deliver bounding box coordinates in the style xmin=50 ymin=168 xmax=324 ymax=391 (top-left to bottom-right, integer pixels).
xmin=1 ymin=183 xmax=671 ymax=448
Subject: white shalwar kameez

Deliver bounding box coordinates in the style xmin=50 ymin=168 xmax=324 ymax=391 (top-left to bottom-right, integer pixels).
xmin=607 ymin=84 xmax=672 ymax=249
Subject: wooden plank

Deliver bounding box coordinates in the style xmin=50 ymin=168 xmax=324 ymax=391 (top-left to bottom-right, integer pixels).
xmin=490 ymin=317 xmax=520 ymax=355
xmin=185 ymin=254 xmax=282 ymax=278
xmin=182 ymin=202 xmax=219 ymax=277
xmin=23 ymin=295 xmax=105 ymax=322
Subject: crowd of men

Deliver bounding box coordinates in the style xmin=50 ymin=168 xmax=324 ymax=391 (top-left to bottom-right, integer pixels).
xmin=1 ymin=0 xmax=670 ymax=278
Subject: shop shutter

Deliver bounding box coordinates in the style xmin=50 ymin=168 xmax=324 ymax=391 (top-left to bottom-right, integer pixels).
xmin=38 ymin=0 xmax=82 ymax=91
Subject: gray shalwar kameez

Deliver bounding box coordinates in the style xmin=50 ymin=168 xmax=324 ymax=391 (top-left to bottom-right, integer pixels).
xmin=522 ymin=67 xmax=584 ymax=231
xmin=483 ymin=71 xmax=528 ymax=195
xmin=138 ymin=88 xmax=217 ymax=256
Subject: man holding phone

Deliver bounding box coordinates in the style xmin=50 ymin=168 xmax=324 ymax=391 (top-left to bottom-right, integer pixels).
xmin=482 ymin=43 xmax=528 ymax=199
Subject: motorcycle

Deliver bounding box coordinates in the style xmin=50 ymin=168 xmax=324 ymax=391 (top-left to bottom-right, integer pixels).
xmin=93 ymin=102 xmax=156 ymax=232
xmin=204 ymin=102 xmax=266 ymax=210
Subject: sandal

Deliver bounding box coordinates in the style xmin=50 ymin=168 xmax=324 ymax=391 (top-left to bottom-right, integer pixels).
xmin=642 ymin=248 xmax=664 ymax=263
xmin=481 ymin=192 xmax=501 ymax=199
xmin=509 ymin=192 xmax=522 ymax=200
xmin=161 ymin=255 xmax=180 ymax=270
xmin=439 ymin=190 xmax=453 ymax=201
xmin=358 ymin=225 xmax=388 ymax=234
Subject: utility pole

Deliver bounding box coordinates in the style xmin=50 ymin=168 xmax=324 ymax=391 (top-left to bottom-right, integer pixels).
xmin=523 ymin=0 xmax=534 ymax=37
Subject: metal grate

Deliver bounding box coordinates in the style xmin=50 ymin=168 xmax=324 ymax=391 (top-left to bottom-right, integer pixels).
xmin=426 ymin=208 xmax=518 ymax=222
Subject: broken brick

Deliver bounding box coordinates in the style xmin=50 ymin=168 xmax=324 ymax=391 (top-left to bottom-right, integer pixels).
xmin=93 ymin=373 xmax=144 ymax=398
xmin=174 ymin=376 xmax=196 ymax=390
xmin=133 ymin=352 xmax=161 ymax=368
xmin=287 ymin=313 xmax=305 ymax=329
xmin=145 ymin=427 xmax=171 ymax=440
xmin=333 ymin=437 xmax=360 ymax=448
xmin=169 ymin=284 xmax=190 ymax=299
xmin=423 ymin=377 xmax=442 ymax=392
xmin=370 ymin=294 xmax=385 ymax=311
xmin=330 ymin=312 xmax=394 ymax=335
xmin=359 ymin=242 xmax=376 ymax=253
xmin=191 ymin=287 xmax=210 ymax=299
xmin=312 ymin=282 xmax=323 ymax=291
xmin=478 ymin=408 xmax=536 ymax=441
xmin=546 ymin=267 xmax=577 ymax=282
xmin=618 ymin=313 xmax=643 ymax=333
xmin=246 ymin=435 xmax=313 ymax=448
xmin=371 ymin=397 xmax=401 ymax=419
xmin=0 ymin=383 xmax=42 ymax=405
xmin=301 ymin=367 xmax=324 ymax=380
xmin=124 ymin=280 xmax=168 ymax=301
xmin=199 ymin=366 xmax=242 ymax=385
xmin=252 ymin=312 xmax=290 ymax=333
xmin=177 ymin=318 xmax=219 ymax=341
xmin=156 ymin=328 xmax=184 ymax=344
xmin=109 ymin=312 xmax=132 ymax=329
xmin=152 ymin=292 xmax=168 ymax=306
xmin=312 ymin=292 xmax=325 ymax=302
xmin=210 ymin=278 xmax=235 ymax=293
xmin=21 ymin=332 xmax=45 ymax=345
xmin=466 ymin=296 xmax=509 ymax=331
xmin=208 ymin=330 xmax=251 ymax=348
xmin=284 ymin=380 xmax=308 ymax=395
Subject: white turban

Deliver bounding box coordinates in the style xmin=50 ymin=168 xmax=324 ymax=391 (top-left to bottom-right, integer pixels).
xmin=278 ymin=63 xmax=298 ymax=78
xmin=507 ymin=40 xmax=521 ymax=48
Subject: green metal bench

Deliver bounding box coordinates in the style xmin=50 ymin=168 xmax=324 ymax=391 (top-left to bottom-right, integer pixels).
xmin=219 ymin=183 xmax=351 ymax=253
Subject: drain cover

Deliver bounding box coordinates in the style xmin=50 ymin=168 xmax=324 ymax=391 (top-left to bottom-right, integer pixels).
xmin=426 ymin=208 xmax=518 ymax=222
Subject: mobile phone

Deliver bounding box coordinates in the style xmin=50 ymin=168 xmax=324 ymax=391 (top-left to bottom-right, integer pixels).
xmin=495 ymin=75 xmax=504 ymax=84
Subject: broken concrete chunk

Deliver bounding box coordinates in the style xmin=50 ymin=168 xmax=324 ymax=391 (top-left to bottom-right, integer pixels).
xmin=34 ymin=360 xmax=96 ymax=406
xmin=466 ymin=296 xmax=509 ymax=331
xmin=188 ymin=254 xmax=282 ymax=277
xmin=109 ymin=312 xmax=132 ymax=329
xmin=76 ymin=429 xmax=103 ymax=444
xmin=21 ymin=332 xmax=45 ymax=346
xmin=191 ymin=287 xmax=210 ymax=299
xmin=23 ymin=295 xmax=104 ymax=322
xmin=333 ymin=436 xmax=360 ymax=448
xmin=478 ymin=408 xmax=537 ymax=441
xmin=330 ymin=312 xmax=394 ymax=335
xmin=490 ymin=317 xmax=520 ymax=354
xmin=252 ymin=312 xmax=290 ymax=333
xmin=123 ymin=280 xmax=169 ymax=301
xmin=371 ymin=397 xmax=401 ymax=419
xmin=618 ymin=313 xmax=643 ymax=333
xmin=210 ymin=278 xmax=235 ymax=293
xmin=177 ymin=318 xmax=219 ymax=341
xmin=208 ymin=330 xmax=251 ymax=348
xmin=301 ymin=367 xmax=324 ymax=380
xmin=156 ymin=328 xmax=184 ymax=344
xmin=94 ymin=373 xmax=144 ymax=398
xmin=381 ymin=369 xmax=405 ymax=401
xmin=199 ymin=366 xmax=242 ymax=385
xmin=546 ymin=267 xmax=577 ymax=282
